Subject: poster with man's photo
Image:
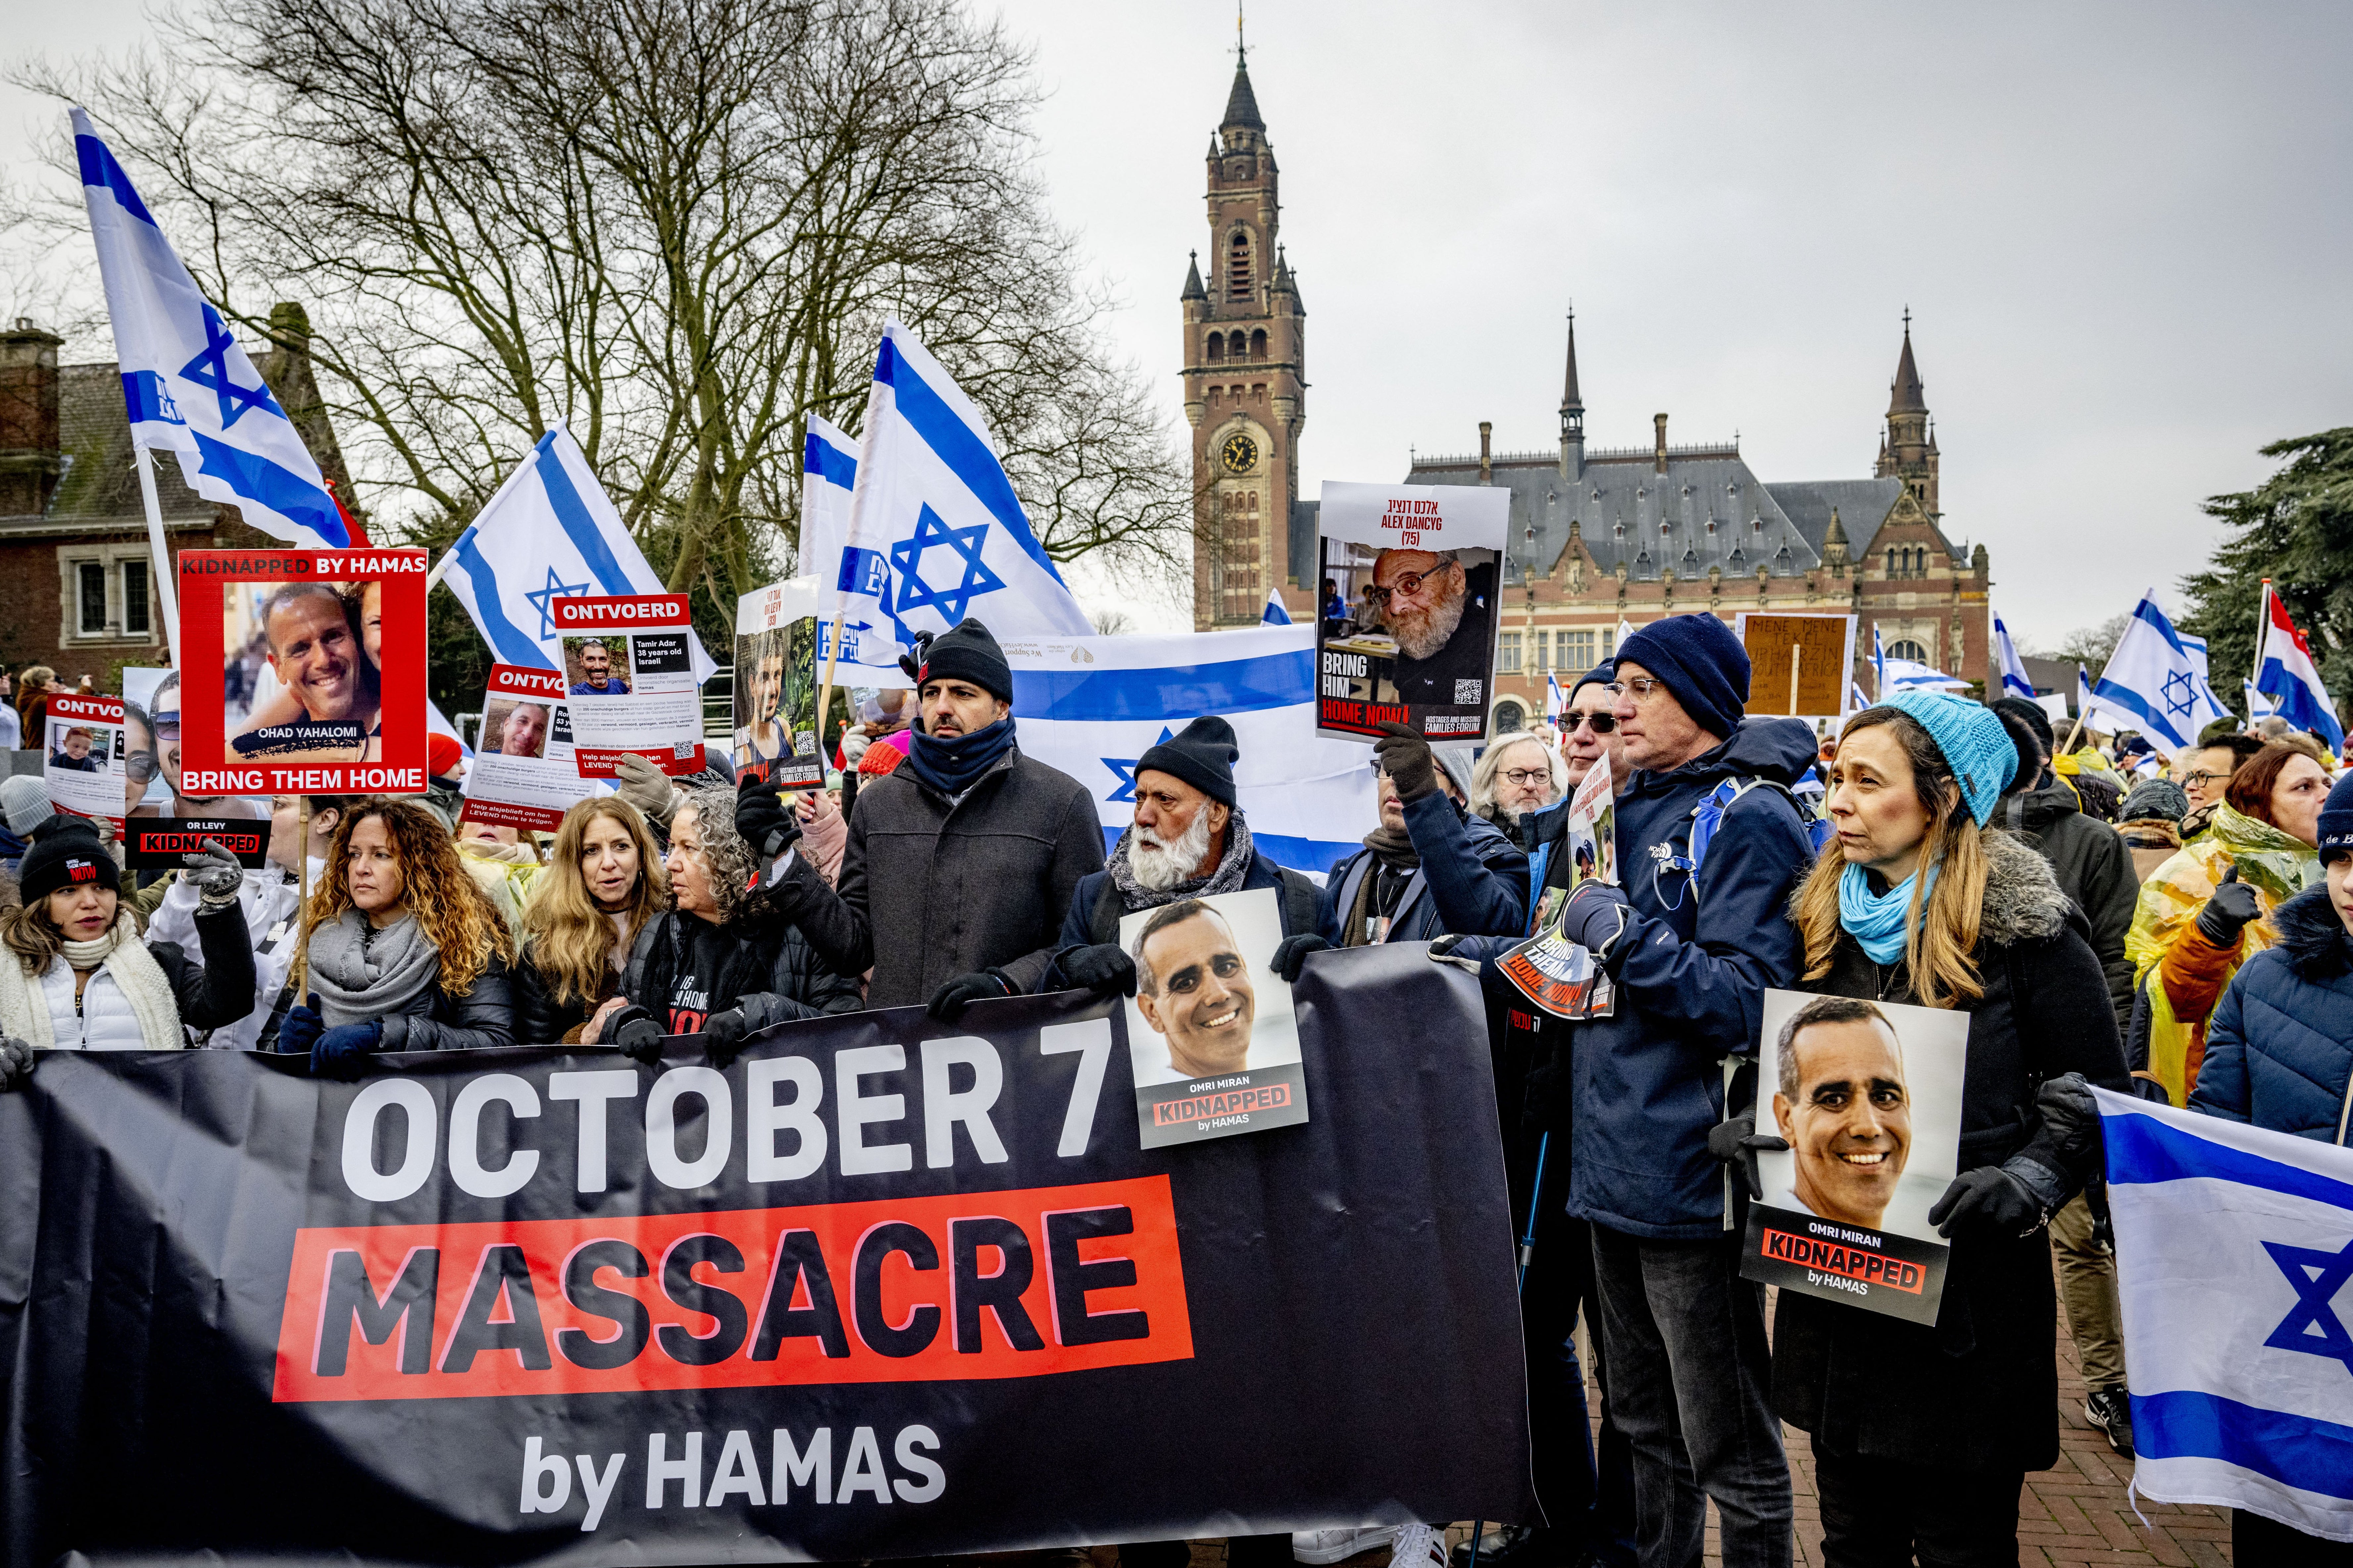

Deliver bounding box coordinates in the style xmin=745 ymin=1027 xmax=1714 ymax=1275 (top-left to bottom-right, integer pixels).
xmin=1119 ymin=887 xmax=1311 ymax=1149
xmin=173 ymin=549 xmax=429 ymax=797
xmin=1498 ymin=760 xmax=1618 ymax=1020
xmin=41 ymin=693 xmax=128 ymax=830
xmin=1739 ymin=988 xmax=1971 ymax=1325
xmin=553 ymin=594 xmax=705 ymax=778
xmin=460 ymin=664 xmax=603 ymax=832
xmin=1314 ymin=480 xmax=1509 ymax=744
xmin=730 ymin=577 xmax=825 ymax=789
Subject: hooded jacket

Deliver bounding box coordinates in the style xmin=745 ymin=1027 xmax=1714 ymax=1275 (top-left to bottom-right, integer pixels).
xmin=1772 ymin=832 xmax=2129 ymax=1472
xmin=2189 ymin=884 xmax=2353 ymax=1143
xmin=1995 ymin=774 xmax=2138 ymax=1026
xmin=1508 ymin=717 xmax=1819 ymax=1240
xmin=767 ymin=744 xmax=1106 ymax=1009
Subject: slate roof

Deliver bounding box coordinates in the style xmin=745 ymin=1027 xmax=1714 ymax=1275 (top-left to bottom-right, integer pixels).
xmin=21 ymin=363 xmax=215 ymax=532
xmin=1222 ymin=56 xmax=1265 ymax=131
xmin=1768 ymin=477 xmax=1930 ymax=563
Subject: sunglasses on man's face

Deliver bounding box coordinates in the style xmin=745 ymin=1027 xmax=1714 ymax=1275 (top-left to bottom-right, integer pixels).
xmin=125 ymin=751 xmax=160 ymax=784
xmin=1564 ymin=709 xmax=1618 ymax=734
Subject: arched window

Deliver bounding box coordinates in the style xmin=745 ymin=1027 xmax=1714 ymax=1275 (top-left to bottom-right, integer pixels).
xmin=1206 ymin=332 xmax=1224 ymax=362
xmin=1229 ymin=331 xmax=1248 ymax=360
xmin=1249 ymin=329 xmax=1268 ymax=361
xmin=1887 ymin=638 xmax=1928 ymax=663
xmin=1227 ymin=229 xmax=1252 ymax=299
xmin=1493 ymin=699 xmax=1527 ymax=735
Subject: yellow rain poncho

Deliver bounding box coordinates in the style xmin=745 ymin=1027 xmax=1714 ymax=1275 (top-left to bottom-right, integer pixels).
xmin=2124 ymin=802 xmax=2321 ymax=1104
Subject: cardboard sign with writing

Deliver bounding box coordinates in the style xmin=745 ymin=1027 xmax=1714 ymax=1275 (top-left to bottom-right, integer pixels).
xmin=1737 ymin=612 xmax=1856 ymax=719
xmin=1314 ymin=481 xmax=1508 ymax=746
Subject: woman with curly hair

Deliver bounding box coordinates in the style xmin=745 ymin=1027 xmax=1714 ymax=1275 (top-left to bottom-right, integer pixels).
xmin=275 ymin=799 xmax=515 ymax=1075
xmin=603 ymin=782 xmax=860 ymax=1066
xmin=513 ymin=798 xmax=668 ymax=1044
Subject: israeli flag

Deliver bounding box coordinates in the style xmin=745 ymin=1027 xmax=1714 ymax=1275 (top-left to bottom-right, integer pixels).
xmin=1873 ymin=625 xmax=1887 ymax=698
xmin=1993 ymin=612 xmax=2036 ymax=700
xmin=2086 ymin=589 xmax=2232 ymax=759
xmin=1545 ymin=671 xmax=1566 ymax=723
xmin=1850 ymin=681 xmax=1869 ymax=717
xmin=797 ymin=413 xmax=908 ymax=686
xmin=1006 ymin=626 xmax=1375 ymax=877
xmin=841 ymin=321 xmax=1091 ymax=646
xmin=2247 ymin=681 xmax=2281 ymax=726
xmin=1261 ymin=587 xmax=1292 ymax=626
xmin=2077 ymin=665 xmax=2094 ymax=723
xmin=440 ymin=424 xmax=714 ymax=679
xmin=2095 ymin=1088 xmax=2353 ymax=1543
xmin=73 ymin=108 xmax=348 ymax=548
xmin=2256 ymin=585 xmax=2344 ymax=751
xmin=1882 ymin=656 xmax=1969 ymax=693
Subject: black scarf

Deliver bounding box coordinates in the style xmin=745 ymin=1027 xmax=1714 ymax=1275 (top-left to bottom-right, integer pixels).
xmin=907 ymin=718 xmax=1017 ymax=797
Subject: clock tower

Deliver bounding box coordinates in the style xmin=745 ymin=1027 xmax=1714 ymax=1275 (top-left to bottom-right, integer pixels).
xmin=1182 ymin=44 xmax=1308 ymax=629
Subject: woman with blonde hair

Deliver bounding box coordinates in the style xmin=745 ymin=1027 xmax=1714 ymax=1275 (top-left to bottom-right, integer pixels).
xmin=1717 ymin=691 xmax=2127 ymax=1566
xmin=275 ymin=799 xmax=515 ymax=1075
xmin=514 ymin=798 xmax=668 ymax=1044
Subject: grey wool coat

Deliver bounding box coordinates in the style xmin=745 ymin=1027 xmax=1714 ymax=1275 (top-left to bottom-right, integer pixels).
xmin=769 ymin=745 xmax=1107 ymax=1009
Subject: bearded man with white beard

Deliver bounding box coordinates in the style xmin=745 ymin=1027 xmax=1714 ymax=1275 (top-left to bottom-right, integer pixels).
xmin=1037 ymin=716 xmax=1340 ymax=998
xmin=1370 ymin=546 xmax=1496 ymax=709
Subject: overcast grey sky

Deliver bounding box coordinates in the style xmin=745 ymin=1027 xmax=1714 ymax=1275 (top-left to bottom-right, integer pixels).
xmin=8 ymin=3 xmax=2350 ymax=648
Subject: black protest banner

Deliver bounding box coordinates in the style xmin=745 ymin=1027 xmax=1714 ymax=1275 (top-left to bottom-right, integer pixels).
xmin=0 ymin=945 xmax=1530 ymax=1566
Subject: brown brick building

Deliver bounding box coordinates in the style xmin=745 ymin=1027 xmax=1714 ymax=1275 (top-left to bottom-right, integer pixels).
xmin=0 ymin=304 xmax=357 ymax=684
xmin=1405 ymin=309 xmax=1989 ymax=730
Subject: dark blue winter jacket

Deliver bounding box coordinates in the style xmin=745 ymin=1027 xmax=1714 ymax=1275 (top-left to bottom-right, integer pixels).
xmin=2189 ymin=884 xmax=2353 ymax=1143
xmin=1322 ymin=792 xmax=1529 ymax=946
xmin=1484 ymin=718 xmax=1819 ymax=1239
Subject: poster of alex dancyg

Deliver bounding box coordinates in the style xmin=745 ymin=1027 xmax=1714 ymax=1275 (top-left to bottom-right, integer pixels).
xmin=731 ymin=576 xmax=825 ymax=790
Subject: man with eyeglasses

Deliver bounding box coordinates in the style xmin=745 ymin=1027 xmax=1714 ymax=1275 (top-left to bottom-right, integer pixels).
xmin=1471 ymin=734 xmax=1564 ymax=843
xmin=1560 ymin=662 xmax=1631 ymax=796
xmin=1367 ymin=546 xmax=1495 ymax=708
xmin=149 ymin=672 xmax=267 ymax=821
xmin=1445 ymin=615 xmax=1816 ymax=1568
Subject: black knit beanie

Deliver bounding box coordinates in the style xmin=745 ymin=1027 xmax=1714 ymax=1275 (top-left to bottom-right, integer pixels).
xmin=1570 ymin=661 xmax=1616 ymax=698
xmin=901 ymin=618 xmax=1013 ymax=704
xmin=1136 ymin=716 xmax=1240 ymax=808
xmin=19 ymin=816 xmax=120 ymax=904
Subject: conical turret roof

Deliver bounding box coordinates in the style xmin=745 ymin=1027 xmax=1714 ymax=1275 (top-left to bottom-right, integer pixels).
xmin=1888 ymin=317 xmax=1927 ymax=416
xmin=1222 ymin=52 xmax=1264 ymax=130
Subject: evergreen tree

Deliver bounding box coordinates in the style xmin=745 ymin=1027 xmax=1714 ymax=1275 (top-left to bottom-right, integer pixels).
xmin=2179 ymin=428 xmax=2353 ymax=724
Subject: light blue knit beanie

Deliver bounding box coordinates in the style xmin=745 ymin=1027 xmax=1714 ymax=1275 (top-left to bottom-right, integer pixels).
xmin=1879 ymin=690 xmax=2018 ymax=828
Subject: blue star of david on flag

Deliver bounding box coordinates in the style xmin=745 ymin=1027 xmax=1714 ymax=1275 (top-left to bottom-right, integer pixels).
xmin=523 ymin=565 xmax=596 ymax=641
xmin=2265 ymin=1236 xmax=2353 ymax=1375
xmin=1102 ymin=727 xmax=1177 ymax=804
xmin=889 ymin=504 xmax=1005 ymax=626
xmin=177 ymin=301 xmax=280 ymax=429
xmin=2161 ymin=669 xmax=2200 ymax=720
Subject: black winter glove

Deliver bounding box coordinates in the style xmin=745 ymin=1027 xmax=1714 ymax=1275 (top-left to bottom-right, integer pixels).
xmin=0 ymin=1034 xmax=31 ymax=1092
xmin=1270 ymin=933 xmax=1329 ymax=982
xmin=1556 ymin=880 xmax=1632 ymax=958
xmin=701 ymin=1007 xmax=750 ymax=1069
xmin=1059 ymin=943 xmax=1137 ymax=997
xmin=2034 ymin=1072 xmax=2103 ymax=1175
xmin=609 ymin=1005 xmax=665 ymax=1065
xmin=190 ymin=837 xmax=246 ymax=904
xmin=734 ymin=778 xmax=801 ymax=860
xmin=2195 ymin=865 xmax=2263 ymax=948
xmin=927 ymin=970 xmax=1014 ymax=1022
xmin=1929 ymin=1164 xmax=2048 ymax=1238
xmin=1707 ymin=1114 xmax=1790 ymax=1202
xmin=277 ymin=995 xmax=325 ymax=1058
xmin=1373 ymin=721 xmax=1440 ymax=803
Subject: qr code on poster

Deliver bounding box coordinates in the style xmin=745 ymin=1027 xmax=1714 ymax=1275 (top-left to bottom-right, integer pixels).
xmin=1454 ymin=680 xmax=1483 ymax=703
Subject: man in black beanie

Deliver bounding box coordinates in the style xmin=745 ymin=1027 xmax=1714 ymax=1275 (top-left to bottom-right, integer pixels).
xmin=741 ymin=617 xmax=1106 ymax=1019
xmin=1037 ymin=715 xmax=1338 ymax=999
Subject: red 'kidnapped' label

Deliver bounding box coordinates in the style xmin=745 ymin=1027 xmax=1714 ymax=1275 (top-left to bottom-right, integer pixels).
xmin=272 ymin=1176 xmax=1190 ymax=1403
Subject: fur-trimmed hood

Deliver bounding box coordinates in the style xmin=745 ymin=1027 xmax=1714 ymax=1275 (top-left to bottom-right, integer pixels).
xmin=1978 ymin=829 xmax=2076 ymax=948
xmin=2271 ymin=882 xmax=2353 ymax=979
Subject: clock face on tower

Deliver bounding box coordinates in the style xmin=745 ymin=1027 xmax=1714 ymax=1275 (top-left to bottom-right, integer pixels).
xmin=1220 ymin=432 xmax=1259 ymax=475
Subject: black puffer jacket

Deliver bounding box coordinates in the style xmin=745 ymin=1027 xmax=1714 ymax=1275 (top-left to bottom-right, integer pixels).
xmin=270 ymin=951 xmax=518 ymax=1054
xmin=512 ymin=952 xmax=626 ymax=1046
xmin=1771 ymin=831 xmax=2130 ymax=1473
xmin=619 ymin=909 xmax=863 ymax=1034
xmin=1995 ymin=774 xmax=2138 ymax=1027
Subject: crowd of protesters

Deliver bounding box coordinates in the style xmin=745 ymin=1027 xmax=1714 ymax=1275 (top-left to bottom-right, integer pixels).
xmin=0 ymin=605 xmax=2345 ymax=1568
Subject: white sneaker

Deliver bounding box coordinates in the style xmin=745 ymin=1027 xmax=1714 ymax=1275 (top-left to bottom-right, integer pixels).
xmin=1292 ymin=1527 xmax=1400 ymax=1565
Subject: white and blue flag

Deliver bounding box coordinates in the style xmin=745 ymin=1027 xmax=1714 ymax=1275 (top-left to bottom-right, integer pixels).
xmin=441 ymin=424 xmax=714 ymax=678
xmin=1261 ymin=587 xmax=1292 ymax=626
xmin=1881 ymin=656 xmax=1969 ymax=694
xmin=2256 ymin=584 xmax=2344 ymax=752
xmin=840 ymin=321 xmax=1091 ymax=647
xmin=1849 ymin=681 xmax=1869 ymax=717
xmin=74 ymin=108 xmax=349 ymax=548
xmin=2096 ymin=1088 xmax=2353 ymax=1543
xmin=2077 ymin=665 xmax=2093 ymax=724
xmin=1006 ymin=626 xmax=1375 ymax=877
xmin=1872 ymin=625 xmax=1886 ymax=698
xmin=1545 ymin=671 xmax=1566 ymax=723
xmin=1993 ymin=611 xmax=2036 ymax=700
xmin=2247 ymin=681 xmax=2281 ymax=726
xmin=796 ymin=413 xmax=907 ymax=686
xmin=2086 ymin=589 xmax=2232 ymax=759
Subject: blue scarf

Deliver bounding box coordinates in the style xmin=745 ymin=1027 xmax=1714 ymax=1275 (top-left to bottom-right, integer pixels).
xmin=907 ymin=718 xmax=1017 ymax=797
xmin=1838 ymin=861 xmax=1937 ymax=965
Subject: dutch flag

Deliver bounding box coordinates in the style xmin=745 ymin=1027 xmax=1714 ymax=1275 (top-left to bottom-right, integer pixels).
xmin=2255 ymin=583 xmax=2344 ymax=752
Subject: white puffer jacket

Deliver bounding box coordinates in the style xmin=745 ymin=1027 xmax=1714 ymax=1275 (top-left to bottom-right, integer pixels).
xmin=33 ymin=953 xmax=177 ymax=1050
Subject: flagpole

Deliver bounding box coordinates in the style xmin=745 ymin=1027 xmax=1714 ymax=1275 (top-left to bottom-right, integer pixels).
xmin=291 ymin=799 xmax=311 ymax=999
xmin=814 ymin=611 xmax=848 ymax=786
xmin=133 ymin=446 xmax=183 ymax=667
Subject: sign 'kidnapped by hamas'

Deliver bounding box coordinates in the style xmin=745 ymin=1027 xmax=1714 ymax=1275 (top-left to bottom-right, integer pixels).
xmin=0 ymin=946 xmax=1530 ymax=1565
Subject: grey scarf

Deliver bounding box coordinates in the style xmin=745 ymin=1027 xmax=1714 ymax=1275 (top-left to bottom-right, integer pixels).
xmin=308 ymin=909 xmax=441 ymax=1028
xmin=1107 ymin=811 xmax=1255 ymax=912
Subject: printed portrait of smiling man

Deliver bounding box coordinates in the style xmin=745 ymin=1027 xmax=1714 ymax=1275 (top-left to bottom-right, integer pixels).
xmin=1132 ymin=899 xmax=1258 ymax=1083
xmin=1771 ymin=994 xmax=1912 ymax=1231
